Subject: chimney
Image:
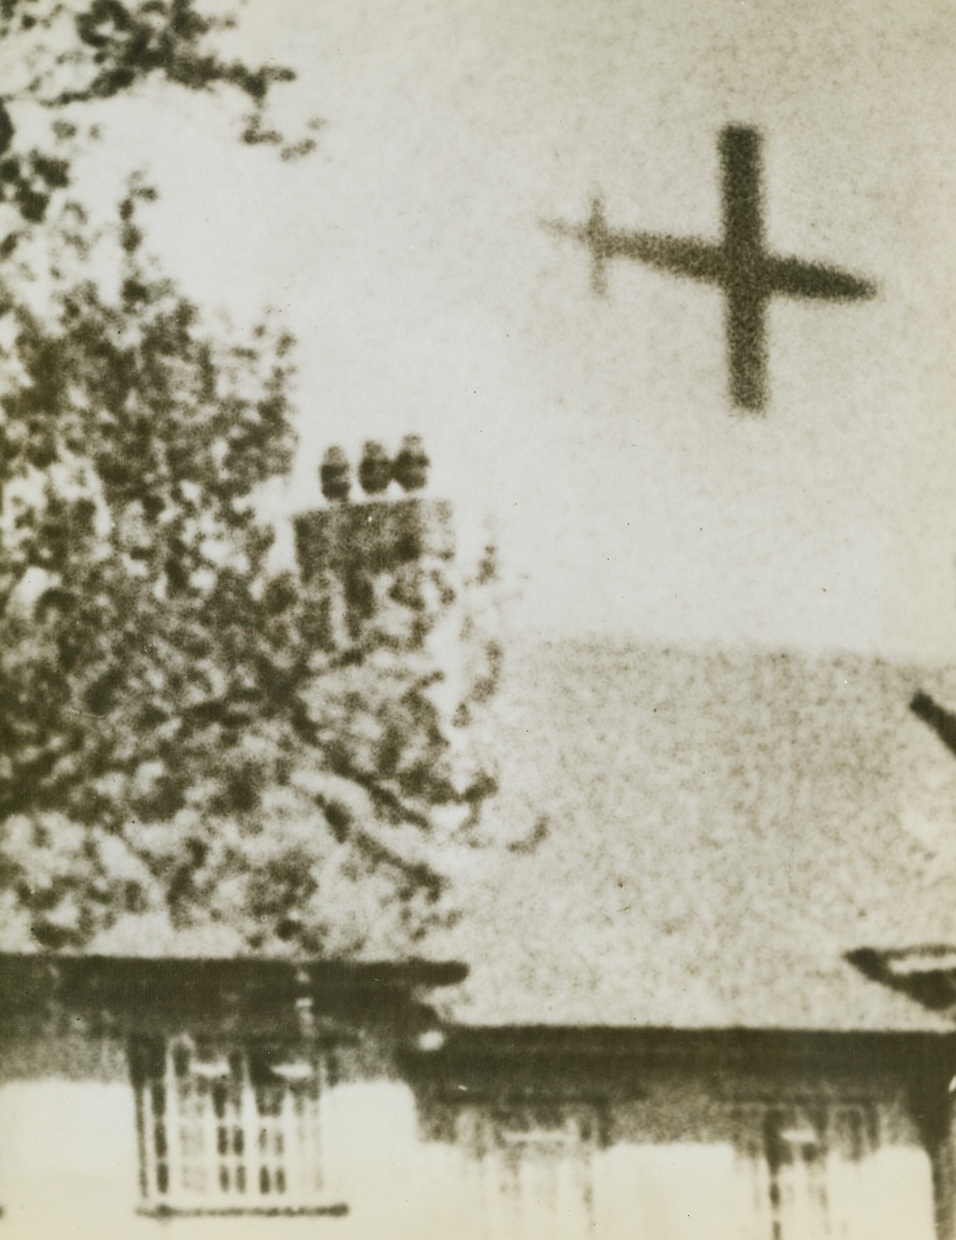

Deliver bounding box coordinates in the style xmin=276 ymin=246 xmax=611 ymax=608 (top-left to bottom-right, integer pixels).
xmin=293 ymin=441 xmax=498 ymax=832
xmin=293 ymin=440 xmax=455 ymax=644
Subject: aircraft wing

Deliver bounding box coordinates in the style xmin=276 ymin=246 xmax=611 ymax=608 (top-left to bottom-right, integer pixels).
xmin=766 ymin=254 xmax=877 ymax=301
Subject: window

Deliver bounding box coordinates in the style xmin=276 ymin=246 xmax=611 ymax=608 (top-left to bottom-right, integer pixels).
xmin=733 ymin=1102 xmax=879 ymax=1240
xmin=130 ymin=1036 xmax=345 ymax=1216
xmin=454 ymin=1097 xmax=603 ymax=1240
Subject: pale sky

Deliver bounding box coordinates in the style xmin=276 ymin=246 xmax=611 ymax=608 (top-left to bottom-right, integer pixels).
xmin=79 ymin=0 xmax=956 ymax=660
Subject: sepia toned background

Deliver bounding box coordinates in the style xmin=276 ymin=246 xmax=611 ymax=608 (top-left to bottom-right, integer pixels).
xmin=3 ymin=2 xmax=956 ymax=1238
xmin=67 ymin=0 xmax=956 ymax=659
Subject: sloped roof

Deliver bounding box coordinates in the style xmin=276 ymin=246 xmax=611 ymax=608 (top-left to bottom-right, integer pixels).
xmin=435 ymin=638 xmax=956 ymax=1033
xmin=5 ymin=635 xmax=955 ymax=1036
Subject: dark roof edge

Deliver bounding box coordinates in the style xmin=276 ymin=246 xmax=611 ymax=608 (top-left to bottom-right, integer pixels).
xmin=847 ymin=946 xmax=956 ymax=1015
xmin=412 ymin=1024 xmax=956 ymax=1073
xmin=0 ymin=952 xmax=469 ymax=1007
xmin=438 ymin=1023 xmax=956 ymax=1043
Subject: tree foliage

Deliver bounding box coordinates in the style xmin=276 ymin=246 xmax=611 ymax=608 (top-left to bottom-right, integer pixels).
xmin=0 ymin=0 xmax=315 ymax=192
xmin=0 ymin=2 xmax=500 ymax=956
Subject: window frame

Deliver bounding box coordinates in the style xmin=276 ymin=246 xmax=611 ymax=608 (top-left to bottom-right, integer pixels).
xmin=130 ymin=1033 xmax=348 ymax=1219
xmin=450 ymin=1092 xmax=607 ymax=1239
xmin=731 ymin=1096 xmax=882 ymax=1240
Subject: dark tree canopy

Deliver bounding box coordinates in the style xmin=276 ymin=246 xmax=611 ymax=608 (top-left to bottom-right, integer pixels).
xmin=0 ymin=2 xmax=501 ymax=957
xmin=0 ymin=1 xmax=317 ymax=245
xmin=2 ymin=0 xmax=291 ymax=107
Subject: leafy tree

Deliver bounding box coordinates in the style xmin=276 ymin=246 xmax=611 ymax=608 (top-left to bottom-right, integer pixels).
xmin=0 ymin=0 xmax=315 ymax=225
xmin=0 ymin=2 xmax=500 ymax=956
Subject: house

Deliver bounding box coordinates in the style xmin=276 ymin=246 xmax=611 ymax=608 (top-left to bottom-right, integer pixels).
xmin=414 ymin=638 xmax=956 ymax=1240
xmin=0 ymin=954 xmax=471 ymax=1239
xmin=2 ymin=492 xmax=956 ymax=1238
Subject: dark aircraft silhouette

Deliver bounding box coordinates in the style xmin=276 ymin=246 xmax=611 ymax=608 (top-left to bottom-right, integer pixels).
xmin=546 ymin=126 xmax=877 ymax=412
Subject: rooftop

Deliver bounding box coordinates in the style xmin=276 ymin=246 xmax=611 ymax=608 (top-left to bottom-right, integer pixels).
xmin=4 ymin=636 xmax=955 ymax=1037
xmin=434 ymin=638 xmax=956 ymax=1033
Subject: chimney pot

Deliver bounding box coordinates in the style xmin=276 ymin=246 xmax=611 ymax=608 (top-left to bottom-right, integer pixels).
xmin=358 ymin=440 xmax=392 ymax=496
xmin=320 ymin=446 xmax=351 ymax=503
xmin=394 ymin=434 xmax=430 ymax=493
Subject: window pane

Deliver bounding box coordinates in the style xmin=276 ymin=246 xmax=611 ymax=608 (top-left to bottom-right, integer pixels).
xmin=131 ymin=1036 xmax=330 ymax=1214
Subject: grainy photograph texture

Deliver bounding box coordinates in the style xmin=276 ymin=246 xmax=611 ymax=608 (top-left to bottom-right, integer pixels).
xmin=0 ymin=1 xmax=955 ymax=1237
